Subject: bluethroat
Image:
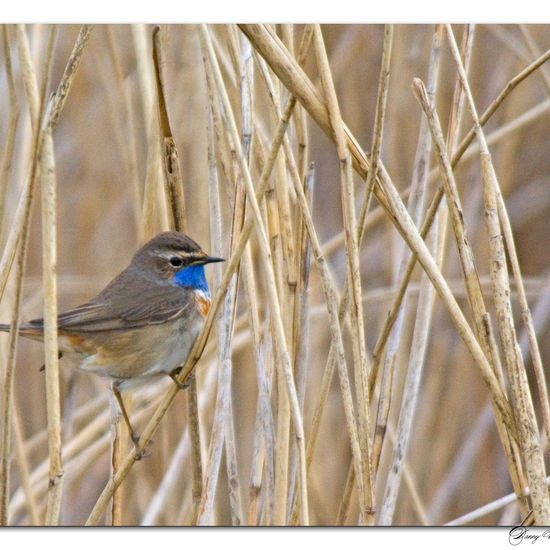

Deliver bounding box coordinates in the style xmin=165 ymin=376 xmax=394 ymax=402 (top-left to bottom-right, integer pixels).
xmin=0 ymin=231 xmax=223 ymax=453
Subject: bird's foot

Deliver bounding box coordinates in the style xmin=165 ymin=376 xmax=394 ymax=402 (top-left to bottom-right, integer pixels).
xmin=169 ymin=368 xmax=189 ymax=390
xmin=131 ymin=434 xmax=153 ymax=460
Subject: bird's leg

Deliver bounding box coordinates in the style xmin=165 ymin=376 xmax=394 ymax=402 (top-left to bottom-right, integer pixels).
xmin=168 ymin=367 xmax=190 ymax=390
xmin=111 ymin=382 xmax=149 ymax=460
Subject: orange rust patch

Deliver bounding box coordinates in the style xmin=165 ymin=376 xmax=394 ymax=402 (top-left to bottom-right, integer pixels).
xmin=58 ymin=332 xmax=92 ymax=353
xmin=195 ymin=293 xmax=211 ymax=317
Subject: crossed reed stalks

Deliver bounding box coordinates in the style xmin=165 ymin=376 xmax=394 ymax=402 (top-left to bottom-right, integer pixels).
xmin=0 ymin=23 xmax=549 ymax=526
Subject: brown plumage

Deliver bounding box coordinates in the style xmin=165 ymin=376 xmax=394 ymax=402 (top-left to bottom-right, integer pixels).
xmin=0 ymin=231 xmax=224 ymax=450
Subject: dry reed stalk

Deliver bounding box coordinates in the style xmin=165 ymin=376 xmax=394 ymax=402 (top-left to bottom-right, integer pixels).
xmin=371 ymin=24 xmax=437 ymax=386
xmin=414 ymin=77 xmax=500 ymax=375
xmin=412 ymin=75 xmax=529 ymax=513
xmin=223 ymin=31 xmax=256 ymax=525
xmin=280 ymin=26 xmax=309 ymax=186
xmin=248 ymin=26 xmax=375 ymax=526
xmin=322 ymin=91 xmax=550 ymax=266
xmin=15 ymin=24 xmax=40 ymax=135
xmin=452 ymin=46 xmax=550 ymax=164
xmin=365 ymin=23 xmax=408 ymax=480
xmin=344 ymin=42 xmax=550 ymax=350
xmin=10 ymin=391 xmax=158 ymax=520
xmin=57 ymin=24 xmax=542 ymax=521
xmin=152 ymin=27 xmax=187 ymax=232
xmin=0 ymin=24 xmax=58 ymax=525
xmin=199 ymin=24 xmax=308 ymax=524
xmin=195 ymin=344 xmax=232 ymax=525
xmin=497 ymin=192 xmax=550 ymax=447
xmin=195 ymin=33 xmax=242 ymax=525
xmin=313 ymin=26 xmax=374 ymax=524
xmin=360 ymin=24 xmax=394 ymax=248
xmin=238 ymin=26 xmax=526 ymax=524
xmin=2 ymin=23 xmax=550 ymax=526
xmin=445 ymin=23 xmax=550 ymax=524
xmin=398 ymin=25 xmax=476 ymax=524
xmin=489 ymin=29 xmax=550 ymax=453
xmin=11 ymin=403 xmax=40 ymax=524
xmin=0 ymin=25 xmax=92 ymax=306
xmin=0 ymin=218 xmax=30 ymax=525
xmin=237 ymin=26 xmax=516 ymax=438
xmin=264 ymin=73 xmax=293 ymax=528
xmin=151 ymin=26 xmax=205 ymax=521
xmin=85 ymin=28 xmax=312 ymax=525
xmin=322 ymin=44 xmax=543 ymax=300
xmin=40 ymin=124 xmax=64 ymax=525
xmin=490 ymin=26 xmax=550 ymax=95
xmin=0 ymin=27 xmax=19 ymax=232
xmin=287 ymin=164 xmax=313 ymax=519
xmin=244 ymin=24 xmax=550 ymax=528
xmin=109 ymin=406 xmax=123 ymax=525
xmin=220 ymin=34 xmax=259 ymax=523
xmin=131 ymin=24 xmax=168 ymax=239
xmin=47 ymin=25 xmax=93 ymax=132
xmin=519 ymin=26 xmax=550 ymax=92
xmin=373 ymin=25 xmax=443 ymax=526
xmin=248 ymin=328 xmax=275 ymax=525
xmin=446 ymin=476 xmax=550 ymax=526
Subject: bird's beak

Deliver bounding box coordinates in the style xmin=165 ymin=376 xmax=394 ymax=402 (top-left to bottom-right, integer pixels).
xmin=202 ymin=255 xmax=225 ymax=264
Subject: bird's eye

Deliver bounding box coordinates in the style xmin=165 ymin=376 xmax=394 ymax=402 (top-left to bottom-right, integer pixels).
xmin=169 ymin=256 xmax=183 ymax=268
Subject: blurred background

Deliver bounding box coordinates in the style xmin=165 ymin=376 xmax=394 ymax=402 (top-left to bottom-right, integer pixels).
xmin=0 ymin=24 xmax=550 ymax=526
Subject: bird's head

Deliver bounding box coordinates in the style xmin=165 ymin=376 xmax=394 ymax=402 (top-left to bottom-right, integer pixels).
xmin=131 ymin=232 xmax=224 ymax=292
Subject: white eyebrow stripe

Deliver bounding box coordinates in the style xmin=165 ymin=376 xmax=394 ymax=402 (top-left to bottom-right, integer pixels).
xmin=158 ymin=250 xmax=205 ymax=262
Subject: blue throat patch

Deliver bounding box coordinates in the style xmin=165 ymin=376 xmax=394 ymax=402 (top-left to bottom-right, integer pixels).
xmin=173 ymin=265 xmax=210 ymax=295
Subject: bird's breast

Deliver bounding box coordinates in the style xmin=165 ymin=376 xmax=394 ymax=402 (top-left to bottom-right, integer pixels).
xmin=194 ymin=289 xmax=211 ymax=317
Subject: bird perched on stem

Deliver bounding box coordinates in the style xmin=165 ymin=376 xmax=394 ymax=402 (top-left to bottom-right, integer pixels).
xmin=0 ymin=231 xmax=223 ymax=457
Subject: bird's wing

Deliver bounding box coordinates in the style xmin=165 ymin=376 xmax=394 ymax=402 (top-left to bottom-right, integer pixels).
xmin=25 ymin=283 xmax=195 ymax=333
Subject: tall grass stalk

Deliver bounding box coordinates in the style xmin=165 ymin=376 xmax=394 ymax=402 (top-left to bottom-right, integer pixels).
xmin=2 ymin=24 xmax=550 ymax=526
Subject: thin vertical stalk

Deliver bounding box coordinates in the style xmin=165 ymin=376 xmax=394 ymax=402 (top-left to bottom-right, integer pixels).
xmin=15 ymin=24 xmax=40 ymax=135
xmin=287 ymin=163 xmax=314 ymax=521
xmin=412 ymin=75 xmax=527 ymax=510
xmin=0 ymin=26 xmax=19 ymax=232
xmin=200 ymin=24 xmax=308 ymax=524
xmin=0 ymin=239 xmax=30 ymax=525
xmin=445 ymin=23 xmax=550 ymax=525
xmin=497 ymin=190 xmax=550 ymax=447
xmin=47 ymin=25 xmax=93 ymax=133
xmin=238 ymin=23 xmax=516 ymax=434
xmin=361 ymin=24 xmax=394 ymax=242
xmin=109 ymin=407 xmax=124 ymax=525
xmin=85 ymin=26 xmax=339 ymax=524
xmin=0 ymin=25 xmax=92 ymax=306
xmin=313 ymin=25 xmax=374 ymax=521
xmin=151 ymin=27 xmax=204 ymax=521
xmin=152 ymin=26 xmax=187 ymax=232
xmin=132 ymin=24 xmax=168 ymax=239
xmin=1 ymin=23 xmax=61 ymax=526
xmin=41 ymin=124 xmax=63 ymax=526
xmin=195 ymin=44 xmax=240 ymax=524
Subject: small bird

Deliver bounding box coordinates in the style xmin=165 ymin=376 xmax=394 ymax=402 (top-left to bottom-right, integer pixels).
xmin=0 ymin=231 xmax=223 ymax=454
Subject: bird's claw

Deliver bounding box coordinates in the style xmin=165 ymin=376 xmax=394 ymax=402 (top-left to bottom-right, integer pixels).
xmin=132 ymin=435 xmax=153 ymax=460
xmin=169 ymin=369 xmax=189 ymax=390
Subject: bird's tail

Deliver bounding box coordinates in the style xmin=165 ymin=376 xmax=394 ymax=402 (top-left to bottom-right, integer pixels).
xmin=0 ymin=323 xmax=11 ymax=332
